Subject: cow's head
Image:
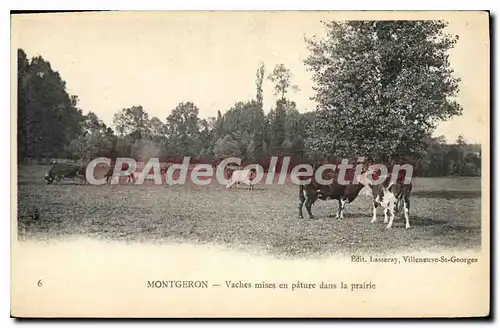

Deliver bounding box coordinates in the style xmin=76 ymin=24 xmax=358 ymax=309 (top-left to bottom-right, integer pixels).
xmin=356 ymin=162 xmax=386 ymax=187
xmin=364 ymin=164 xmax=384 ymax=177
xmin=249 ymin=168 xmax=257 ymax=180
xmin=354 ymin=170 xmax=369 ymax=187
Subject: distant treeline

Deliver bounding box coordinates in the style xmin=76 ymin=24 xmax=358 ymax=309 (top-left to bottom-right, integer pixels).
xmin=17 ymin=47 xmax=481 ymax=177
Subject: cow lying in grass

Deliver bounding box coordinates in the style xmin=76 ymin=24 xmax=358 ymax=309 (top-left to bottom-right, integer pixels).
xmin=298 ymin=167 xmax=368 ymax=220
xmin=44 ymin=162 xmax=86 ymax=184
xmin=366 ymin=168 xmax=413 ymax=229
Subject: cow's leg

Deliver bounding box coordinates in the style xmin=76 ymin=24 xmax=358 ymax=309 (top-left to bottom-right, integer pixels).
xmin=404 ymin=197 xmax=411 ymax=229
xmin=298 ymin=188 xmax=306 ymax=219
xmin=386 ymin=202 xmax=396 ymax=229
xmin=336 ymin=197 xmax=347 ymax=219
xmin=305 ymin=197 xmax=316 ymax=220
xmin=383 ymin=207 xmax=389 ymax=224
xmin=370 ymin=202 xmax=378 ymax=223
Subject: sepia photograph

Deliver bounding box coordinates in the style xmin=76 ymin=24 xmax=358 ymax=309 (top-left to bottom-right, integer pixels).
xmin=10 ymin=10 xmax=490 ymax=318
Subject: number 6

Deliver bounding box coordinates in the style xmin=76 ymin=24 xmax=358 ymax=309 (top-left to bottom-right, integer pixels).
xmin=37 ymin=279 xmax=42 ymax=287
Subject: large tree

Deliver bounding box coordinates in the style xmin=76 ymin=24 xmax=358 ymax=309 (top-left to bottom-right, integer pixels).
xmin=253 ymin=63 xmax=267 ymax=160
xmin=17 ymin=49 xmax=30 ymax=161
xmin=266 ymin=63 xmax=300 ymax=157
xmin=213 ymin=135 xmax=241 ymax=161
xmin=17 ymin=49 xmax=84 ymax=160
xmin=164 ymin=102 xmax=203 ymax=159
xmin=220 ymin=100 xmax=267 ymax=161
xmin=255 ymin=62 xmax=266 ymax=107
xmin=66 ymin=111 xmax=115 ymax=160
xmin=112 ymin=105 xmax=150 ymax=140
xmin=269 ymin=99 xmax=287 ymax=155
xmin=285 ymin=108 xmax=315 ymax=159
xmin=267 ymin=64 xmax=299 ymax=102
xmin=304 ymin=20 xmax=463 ymax=162
xmin=148 ymin=117 xmax=165 ymax=138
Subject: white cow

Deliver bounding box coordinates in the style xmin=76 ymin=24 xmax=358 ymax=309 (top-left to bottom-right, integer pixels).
xmin=226 ymin=169 xmax=256 ymax=190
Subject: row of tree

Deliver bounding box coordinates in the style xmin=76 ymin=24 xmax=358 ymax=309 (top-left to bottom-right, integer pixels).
xmin=106 ymin=97 xmax=314 ymax=164
xmin=421 ymin=135 xmax=481 ymax=177
xmin=16 ymin=20 xmax=481 ymax=177
xmin=17 ymin=49 xmax=314 ymax=164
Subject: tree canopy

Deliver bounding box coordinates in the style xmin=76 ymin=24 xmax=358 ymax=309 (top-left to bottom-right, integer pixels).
xmin=304 ymin=20 xmax=463 ymax=162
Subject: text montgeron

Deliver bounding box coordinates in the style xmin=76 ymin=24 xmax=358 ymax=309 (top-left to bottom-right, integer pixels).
xmin=147 ymin=280 xmax=209 ymax=288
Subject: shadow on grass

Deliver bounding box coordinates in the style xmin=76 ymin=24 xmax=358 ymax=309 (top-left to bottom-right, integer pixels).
xmin=17 ymin=181 xmax=49 ymax=186
xmin=431 ymin=224 xmax=481 ymax=235
xmin=412 ymin=190 xmax=481 ymax=199
xmin=406 ymin=216 xmax=448 ymax=227
xmin=363 ymin=216 xmax=449 ymax=229
xmin=329 ymin=212 xmax=369 ymax=219
xmin=225 ymin=186 xmax=268 ymax=191
xmin=17 ymin=181 xmax=89 ymax=186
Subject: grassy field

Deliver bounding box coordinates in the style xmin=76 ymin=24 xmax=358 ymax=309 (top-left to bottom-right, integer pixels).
xmin=16 ymin=165 xmax=482 ymax=258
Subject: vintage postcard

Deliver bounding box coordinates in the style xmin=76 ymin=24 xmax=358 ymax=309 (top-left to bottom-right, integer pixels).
xmin=11 ymin=10 xmax=490 ymax=318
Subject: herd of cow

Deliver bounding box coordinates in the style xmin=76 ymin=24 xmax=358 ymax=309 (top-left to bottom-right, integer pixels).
xmin=42 ymin=161 xmax=163 ymax=185
xmin=298 ymin=165 xmax=412 ymax=229
xmin=42 ymin=161 xmax=413 ymax=229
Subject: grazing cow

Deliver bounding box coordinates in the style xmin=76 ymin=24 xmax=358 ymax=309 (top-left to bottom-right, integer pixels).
xmin=366 ymin=168 xmax=413 ymax=229
xmin=125 ymin=171 xmax=139 ymax=183
xmin=44 ymin=162 xmax=86 ymax=184
xmin=298 ymin=167 xmax=368 ymax=220
xmin=104 ymin=162 xmax=136 ymax=184
xmin=226 ymin=168 xmax=257 ymax=190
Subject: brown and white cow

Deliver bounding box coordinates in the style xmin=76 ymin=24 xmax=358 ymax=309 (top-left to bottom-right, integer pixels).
xmin=298 ymin=165 xmax=368 ymax=220
xmin=365 ymin=168 xmax=413 ymax=229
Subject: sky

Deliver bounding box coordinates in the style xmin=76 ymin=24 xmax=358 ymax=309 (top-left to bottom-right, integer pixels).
xmin=11 ymin=11 xmax=489 ymax=144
